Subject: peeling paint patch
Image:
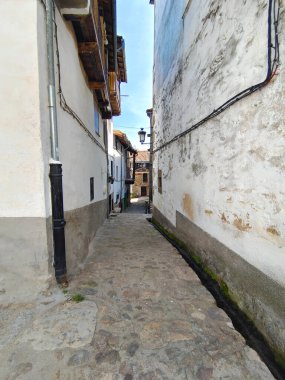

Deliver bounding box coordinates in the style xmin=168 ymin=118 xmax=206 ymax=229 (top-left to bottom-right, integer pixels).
xmin=183 ymin=194 xmax=194 ymax=220
xmin=266 ymin=226 xmax=280 ymax=236
xmin=220 ymin=212 xmax=229 ymax=224
xmin=249 ymin=147 xmax=266 ymax=161
xmin=233 ymin=217 xmax=252 ymax=232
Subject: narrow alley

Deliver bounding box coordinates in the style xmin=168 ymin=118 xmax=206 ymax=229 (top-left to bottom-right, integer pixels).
xmin=0 ymin=212 xmax=273 ymax=379
xmin=1 ymin=0 xmax=284 ymax=379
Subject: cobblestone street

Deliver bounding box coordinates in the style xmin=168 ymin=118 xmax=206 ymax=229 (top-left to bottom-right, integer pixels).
xmin=0 ymin=214 xmax=274 ymax=379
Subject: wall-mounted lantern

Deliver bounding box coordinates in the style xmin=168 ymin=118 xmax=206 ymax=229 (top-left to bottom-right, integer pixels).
xmin=138 ymin=128 xmax=147 ymax=144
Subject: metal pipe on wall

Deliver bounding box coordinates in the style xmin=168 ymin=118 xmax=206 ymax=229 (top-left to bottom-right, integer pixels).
xmin=46 ymin=0 xmax=67 ymax=284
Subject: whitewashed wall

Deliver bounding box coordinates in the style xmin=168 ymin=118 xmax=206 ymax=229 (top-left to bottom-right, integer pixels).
xmin=107 ymin=120 xmax=114 ymax=200
xmin=0 ymin=0 xmax=110 ymax=300
xmin=113 ymin=140 xmax=127 ymax=205
xmin=0 ymin=0 xmax=48 ymax=218
xmin=153 ymin=0 xmax=285 ymax=287
xmin=54 ymin=7 xmax=108 ymax=210
xmin=0 ymin=1 xmax=52 ymax=301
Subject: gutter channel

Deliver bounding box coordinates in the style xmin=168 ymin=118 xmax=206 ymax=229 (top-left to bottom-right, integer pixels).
xmin=148 ymin=218 xmax=285 ymax=380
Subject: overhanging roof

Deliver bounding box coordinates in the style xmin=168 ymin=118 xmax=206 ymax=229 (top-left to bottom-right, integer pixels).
xmin=114 ymin=130 xmax=136 ymax=153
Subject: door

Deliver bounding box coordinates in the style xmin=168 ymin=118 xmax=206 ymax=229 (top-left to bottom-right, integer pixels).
xmin=141 ymin=186 xmax=147 ymax=196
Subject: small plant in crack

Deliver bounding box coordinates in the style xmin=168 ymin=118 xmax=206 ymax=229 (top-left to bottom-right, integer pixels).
xmin=71 ymin=293 xmax=85 ymax=303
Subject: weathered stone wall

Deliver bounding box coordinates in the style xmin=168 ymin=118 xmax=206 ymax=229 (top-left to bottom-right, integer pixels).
xmin=153 ymin=0 xmax=285 ymax=357
xmin=132 ymin=171 xmax=150 ymax=197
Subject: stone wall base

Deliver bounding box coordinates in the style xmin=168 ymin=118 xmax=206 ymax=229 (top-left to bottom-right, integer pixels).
xmin=153 ymin=206 xmax=285 ymax=361
xmin=0 ymin=217 xmax=53 ymax=303
xmin=0 ymin=199 xmax=108 ymax=302
xmin=65 ymin=198 xmax=108 ymax=275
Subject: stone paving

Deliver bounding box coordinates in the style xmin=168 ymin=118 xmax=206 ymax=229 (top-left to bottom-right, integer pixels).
xmin=125 ymin=197 xmax=149 ymax=214
xmin=0 ymin=214 xmax=274 ymax=379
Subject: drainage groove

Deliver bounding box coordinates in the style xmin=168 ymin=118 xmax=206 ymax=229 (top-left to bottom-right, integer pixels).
xmin=149 ymin=218 xmax=285 ymax=380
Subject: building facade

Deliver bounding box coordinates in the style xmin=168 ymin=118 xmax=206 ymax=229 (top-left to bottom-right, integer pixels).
xmin=0 ymin=0 xmax=126 ymax=300
xmin=132 ymin=151 xmax=150 ymax=198
xmin=107 ymin=128 xmax=136 ymax=212
xmin=151 ymin=0 xmax=285 ymax=360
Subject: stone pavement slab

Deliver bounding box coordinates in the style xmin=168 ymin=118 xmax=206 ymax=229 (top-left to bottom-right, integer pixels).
xmin=0 ymin=214 xmax=274 ymax=379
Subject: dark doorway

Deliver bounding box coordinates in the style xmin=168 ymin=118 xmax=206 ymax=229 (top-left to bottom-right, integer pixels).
xmin=141 ymin=186 xmax=147 ymax=196
xmin=108 ymin=195 xmax=112 ymax=214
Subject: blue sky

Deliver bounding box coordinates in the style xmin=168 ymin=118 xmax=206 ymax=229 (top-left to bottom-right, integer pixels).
xmin=114 ymin=0 xmax=154 ymax=150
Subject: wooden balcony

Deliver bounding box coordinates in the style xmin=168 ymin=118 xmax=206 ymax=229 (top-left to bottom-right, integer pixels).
xmin=58 ymin=0 xmax=112 ymax=118
xmin=58 ymin=1 xmax=126 ymax=119
xmin=109 ymin=72 xmax=121 ymax=116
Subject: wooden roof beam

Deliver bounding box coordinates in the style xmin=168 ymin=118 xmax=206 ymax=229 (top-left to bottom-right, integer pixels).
xmin=78 ymin=41 xmax=98 ymax=53
xmin=89 ymin=81 xmax=105 ymax=89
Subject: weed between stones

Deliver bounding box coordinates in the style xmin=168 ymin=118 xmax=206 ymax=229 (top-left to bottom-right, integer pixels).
xmin=71 ymin=293 xmax=85 ymax=303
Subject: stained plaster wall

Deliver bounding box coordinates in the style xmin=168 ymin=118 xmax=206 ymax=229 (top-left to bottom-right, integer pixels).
xmin=153 ymin=0 xmax=285 ymax=352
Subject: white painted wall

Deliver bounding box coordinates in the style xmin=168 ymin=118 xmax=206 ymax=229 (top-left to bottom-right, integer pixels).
xmin=0 ymin=1 xmax=111 ymax=300
xmin=0 ymin=0 xmax=48 ymax=218
xmin=0 ymin=1 xmax=53 ymax=300
xmin=0 ymin=1 xmax=108 ymax=218
xmin=53 ymin=7 xmax=108 ymax=211
xmin=153 ymin=0 xmax=285 ymax=286
xmin=113 ymin=139 xmax=127 ymax=205
xmin=107 ymin=120 xmax=114 ymax=199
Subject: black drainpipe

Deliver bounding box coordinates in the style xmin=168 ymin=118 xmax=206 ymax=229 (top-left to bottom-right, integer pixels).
xmin=49 ymin=164 xmax=67 ymax=284
xmin=46 ymin=0 xmax=67 ymax=284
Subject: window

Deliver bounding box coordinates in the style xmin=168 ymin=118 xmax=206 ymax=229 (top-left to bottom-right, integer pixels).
xmin=158 ymin=169 xmax=162 ymax=194
xmin=116 ymin=165 xmax=119 ymax=180
xmin=103 ymin=120 xmax=107 ymax=147
xmin=94 ymin=108 xmax=99 ymax=135
xmin=90 ymin=177 xmax=94 ymax=201
xmin=111 ymin=161 xmax=114 ymax=177
xmin=135 ymin=162 xmax=148 ymax=170
xmin=143 ymin=173 xmax=148 ymax=183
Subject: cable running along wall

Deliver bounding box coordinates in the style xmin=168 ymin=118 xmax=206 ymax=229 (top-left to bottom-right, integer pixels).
xmin=153 ymin=0 xmax=281 ymax=154
xmin=51 ymin=1 xmax=107 ymax=155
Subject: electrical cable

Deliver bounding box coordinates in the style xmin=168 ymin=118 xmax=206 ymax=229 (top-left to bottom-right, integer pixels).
xmin=153 ymin=0 xmax=281 ymax=154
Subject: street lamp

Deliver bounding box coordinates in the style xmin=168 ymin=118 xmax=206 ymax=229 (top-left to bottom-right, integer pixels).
xmin=137 ymin=109 xmax=153 ymax=213
xmin=138 ymin=128 xmax=147 ymax=144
